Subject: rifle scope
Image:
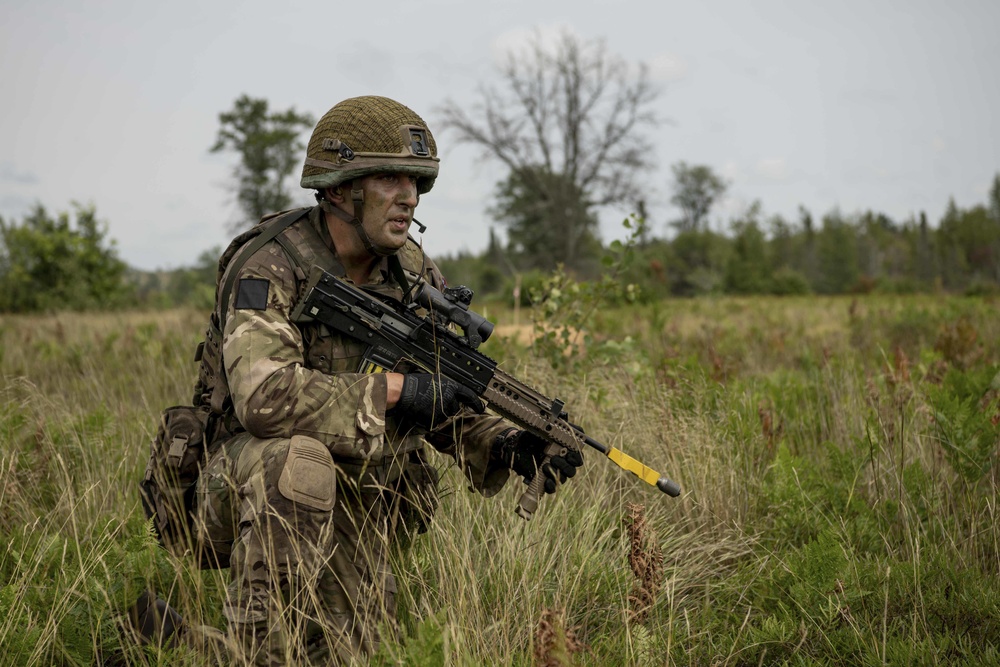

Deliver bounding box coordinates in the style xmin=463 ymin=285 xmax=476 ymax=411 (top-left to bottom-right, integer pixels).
xmin=413 ymin=283 xmax=494 ymax=349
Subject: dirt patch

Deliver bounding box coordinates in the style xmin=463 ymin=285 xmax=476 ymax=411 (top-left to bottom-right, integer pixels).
xmin=493 ymin=323 xmax=584 ymax=355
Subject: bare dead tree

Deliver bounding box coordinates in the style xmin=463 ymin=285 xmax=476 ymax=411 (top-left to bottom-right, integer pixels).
xmin=438 ymin=30 xmax=660 ymax=270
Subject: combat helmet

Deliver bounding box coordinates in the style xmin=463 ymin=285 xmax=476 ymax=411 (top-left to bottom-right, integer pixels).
xmin=301 ymin=96 xmax=439 ymax=194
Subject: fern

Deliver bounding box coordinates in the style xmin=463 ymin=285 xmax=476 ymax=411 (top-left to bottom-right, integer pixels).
xmin=925 ymin=365 xmax=1000 ymax=484
xmin=372 ymin=611 xmax=446 ymax=667
xmin=787 ymin=530 xmax=847 ymax=611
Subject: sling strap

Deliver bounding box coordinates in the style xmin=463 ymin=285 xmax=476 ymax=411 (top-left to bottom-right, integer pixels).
xmin=219 ymin=207 xmax=310 ymax=320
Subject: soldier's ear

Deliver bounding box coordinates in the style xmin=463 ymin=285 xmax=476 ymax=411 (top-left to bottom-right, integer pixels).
xmin=325 ymin=186 xmax=345 ymax=204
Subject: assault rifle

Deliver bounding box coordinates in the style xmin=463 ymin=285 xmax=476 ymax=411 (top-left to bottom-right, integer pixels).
xmin=290 ymin=268 xmax=681 ymax=520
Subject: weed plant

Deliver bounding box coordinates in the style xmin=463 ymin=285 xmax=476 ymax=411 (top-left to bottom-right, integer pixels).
xmin=1 ymin=290 xmax=998 ymax=665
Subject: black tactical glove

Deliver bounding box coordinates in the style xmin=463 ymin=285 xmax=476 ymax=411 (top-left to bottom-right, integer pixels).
xmin=395 ymin=373 xmax=485 ymax=430
xmin=493 ymin=429 xmax=584 ymax=494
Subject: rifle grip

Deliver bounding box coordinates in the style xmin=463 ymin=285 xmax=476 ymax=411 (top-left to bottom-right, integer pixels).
xmin=515 ymin=455 xmax=549 ymax=521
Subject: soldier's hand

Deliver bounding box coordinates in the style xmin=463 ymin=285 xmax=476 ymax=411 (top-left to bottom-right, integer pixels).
xmin=395 ymin=373 xmax=485 ymax=430
xmin=494 ymin=429 xmax=584 ymax=494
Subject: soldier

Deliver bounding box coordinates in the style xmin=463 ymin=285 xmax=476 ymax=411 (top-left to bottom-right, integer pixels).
xmin=170 ymin=96 xmax=583 ymax=665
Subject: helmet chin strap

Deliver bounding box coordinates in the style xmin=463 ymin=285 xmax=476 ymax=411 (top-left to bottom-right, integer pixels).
xmin=320 ymin=182 xmax=397 ymax=257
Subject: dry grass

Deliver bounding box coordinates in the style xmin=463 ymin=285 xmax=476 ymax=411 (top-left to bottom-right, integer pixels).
xmin=1 ymin=294 xmax=998 ymax=665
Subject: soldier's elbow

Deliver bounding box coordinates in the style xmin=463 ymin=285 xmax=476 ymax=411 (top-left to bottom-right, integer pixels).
xmin=238 ymin=394 xmax=291 ymax=439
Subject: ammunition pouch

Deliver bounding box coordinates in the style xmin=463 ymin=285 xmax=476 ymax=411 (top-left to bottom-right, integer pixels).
xmin=140 ymin=405 xmax=230 ymax=568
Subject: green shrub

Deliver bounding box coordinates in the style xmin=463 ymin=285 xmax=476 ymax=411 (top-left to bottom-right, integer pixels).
xmin=924 ymin=365 xmax=1000 ymax=484
xmin=769 ymin=267 xmax=812 ymax=295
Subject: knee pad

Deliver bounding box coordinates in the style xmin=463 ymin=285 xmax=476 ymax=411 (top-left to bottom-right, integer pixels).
xmin=231 ymin=436 xmax=336 ymax=575
xmin=278 ymin=435 xmax=336 ymax=512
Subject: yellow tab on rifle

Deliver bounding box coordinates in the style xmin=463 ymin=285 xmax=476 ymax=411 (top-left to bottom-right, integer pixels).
xmin=607 ymin=447 xmax=660 ymax=487
xmin=362 ymin=361 xmax=387 ymax=374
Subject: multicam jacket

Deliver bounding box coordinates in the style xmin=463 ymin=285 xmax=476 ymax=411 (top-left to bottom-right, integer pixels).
xmin=202 ymin=205 xmax=510 ymax=495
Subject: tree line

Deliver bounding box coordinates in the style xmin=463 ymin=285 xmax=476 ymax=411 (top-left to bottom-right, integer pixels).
xmin=3 ymin=176 xmax=995 ymax=314
xmin=437 ymin=176 xmax=1000 ymax=305
xmin=639 ymin=182 xmax=1000 ymax=298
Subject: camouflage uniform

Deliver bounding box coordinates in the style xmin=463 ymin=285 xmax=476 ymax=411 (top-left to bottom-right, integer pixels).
xmin=194 ymin=205 xmax=511 ymax=664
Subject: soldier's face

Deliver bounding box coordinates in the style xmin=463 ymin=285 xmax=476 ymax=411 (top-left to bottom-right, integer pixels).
xmin=358 ymin=172 xmax=419 ymax=252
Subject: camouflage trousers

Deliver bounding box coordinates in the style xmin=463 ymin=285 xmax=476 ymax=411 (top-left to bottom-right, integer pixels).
xmin=196 ymin=432 xmax=402 ymax=666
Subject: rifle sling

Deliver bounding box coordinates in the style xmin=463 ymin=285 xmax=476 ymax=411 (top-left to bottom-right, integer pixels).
xmin=387 ymin=254 xmax=412 ymax=297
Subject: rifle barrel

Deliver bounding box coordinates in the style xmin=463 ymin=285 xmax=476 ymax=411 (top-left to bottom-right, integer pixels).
xmin=585 ymin=434 xmax=681 ymax=497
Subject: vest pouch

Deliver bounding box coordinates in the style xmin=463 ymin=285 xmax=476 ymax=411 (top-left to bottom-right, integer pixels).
xmin=140 ymin=405 xmax=214 ymax=566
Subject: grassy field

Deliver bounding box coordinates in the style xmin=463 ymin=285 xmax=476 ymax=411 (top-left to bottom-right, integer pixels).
xmin=1 ymin=294 xmax=998 ymax=665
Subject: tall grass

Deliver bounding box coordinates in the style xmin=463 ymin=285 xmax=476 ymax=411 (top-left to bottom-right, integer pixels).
xmin=1 ymin=294 xmax=998 ymax=665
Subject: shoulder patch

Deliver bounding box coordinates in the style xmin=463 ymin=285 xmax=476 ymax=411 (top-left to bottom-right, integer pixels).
xmin=235 ymin=278 xmax=270 ymax=310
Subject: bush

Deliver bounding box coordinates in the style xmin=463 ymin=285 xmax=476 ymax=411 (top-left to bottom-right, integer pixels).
xmin=924 ymin=364 xmax=1000 ymax=484
xmin=0 ymin=203 xmax=134 ymax=312
xmin=769 ymin=267 xmax=811 ymax=295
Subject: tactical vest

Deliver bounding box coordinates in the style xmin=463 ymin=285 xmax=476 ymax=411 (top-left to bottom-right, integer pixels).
xmin=191 ymin=205 xmax=437 ymax=439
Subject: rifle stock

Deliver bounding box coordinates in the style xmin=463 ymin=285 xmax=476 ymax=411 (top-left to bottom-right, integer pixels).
xmin=291 ymin=268 xmax=680 ymax=520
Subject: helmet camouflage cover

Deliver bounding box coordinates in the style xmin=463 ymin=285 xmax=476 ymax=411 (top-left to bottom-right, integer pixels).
xmin=301 ymin=96 xmax=439 ymax=194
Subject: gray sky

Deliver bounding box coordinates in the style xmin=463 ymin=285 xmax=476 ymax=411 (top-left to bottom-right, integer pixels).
xmin=2 ymin=0 xmax=998 ymax=271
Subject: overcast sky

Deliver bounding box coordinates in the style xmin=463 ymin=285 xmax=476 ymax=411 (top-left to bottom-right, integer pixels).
xmin=2 ymin=0 xmax=998 ymax=271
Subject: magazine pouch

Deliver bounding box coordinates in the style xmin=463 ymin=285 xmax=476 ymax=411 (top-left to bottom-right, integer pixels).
xmin=140 ymin=405 xmax=219 ymax=567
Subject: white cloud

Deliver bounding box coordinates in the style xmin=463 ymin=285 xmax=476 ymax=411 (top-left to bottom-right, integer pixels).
xmin=754 ymin=157 xmax=788 ymax=180
xmin=490 ymin=24 xmax=580 ymax=64
xmin=647 ymin=52 xmax=687 ymax=82
xmin=974 ymin=179 xmax=995 ymax=198
xmin=721 ymin=160 xmax=742 ymax=182
xmin=719 ymin=196 xmax=746 ymax=218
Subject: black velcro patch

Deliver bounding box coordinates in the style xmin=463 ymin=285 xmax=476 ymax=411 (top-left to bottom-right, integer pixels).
xmin=235 ymin=278 xmax=270 ymax=310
